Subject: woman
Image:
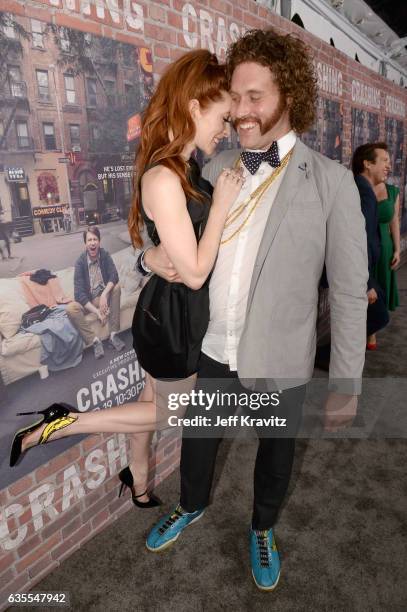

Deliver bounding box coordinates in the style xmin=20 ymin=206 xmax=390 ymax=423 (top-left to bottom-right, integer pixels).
xmin=367 ymin=179 xmax=400 ymax=350
xmin=10 ymin=50 xmax=244 ymax=508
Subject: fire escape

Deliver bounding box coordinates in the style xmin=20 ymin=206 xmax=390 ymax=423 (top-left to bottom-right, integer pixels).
xmin=0 ymin=37 xmax=34 ymax=235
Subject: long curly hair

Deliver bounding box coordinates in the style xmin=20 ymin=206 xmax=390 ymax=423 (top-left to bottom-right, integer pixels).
xmin=226 ymin=28 xmax=317 ymax=134
xmin=128 ymin=50 xmax=228 ymax=248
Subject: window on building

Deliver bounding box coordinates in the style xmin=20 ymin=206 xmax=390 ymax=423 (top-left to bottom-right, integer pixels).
xmin=104 ymin=80 xmax=116 ymax=104
xmin=37 ymin=173 xmax=60 ymax=203
xmin=69 ymin=124 xmax=80 ymax=148
xmin=125 ymin=83 xmax=135 ymax=106
xmin=43 ymin=123 xmax=56 ymax=150
xmin=8 ymin=66 xmax=24 ymax=97
xmin=122 ymin=44 xmax=134 ymax=67
xmin=16 ymin=121 xmax=30 ymax=148
xmin=59 ymin=27 xmax=70 ymax=52
xmin=36 ymin=69 xmax=50 ymax=101
xmin=86 ymin=78 xmax=97 ymax=106
xmin=90 ymin=124 xmax=100 ymax=146
xmin=2 ymin=14 xmax=16 ymax=38
xmin=64 ymin=74 xmax=76 ymax=104
xmin=31 ymin=19 xmax=44 ymax=48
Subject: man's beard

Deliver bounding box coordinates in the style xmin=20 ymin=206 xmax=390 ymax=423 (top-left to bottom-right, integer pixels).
xmin=232 ymin=94 xmax=288 ymax=138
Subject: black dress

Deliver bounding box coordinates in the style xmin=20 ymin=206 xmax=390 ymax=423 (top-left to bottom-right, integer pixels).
xmin=132 ymin=158 xmax=213 ymax=379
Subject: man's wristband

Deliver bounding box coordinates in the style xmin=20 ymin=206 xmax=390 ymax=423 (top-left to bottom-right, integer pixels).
xmin=136 ymin=248 xmax=152 ymax=276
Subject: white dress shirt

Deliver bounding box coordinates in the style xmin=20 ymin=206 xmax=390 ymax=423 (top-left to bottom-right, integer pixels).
xmin=202 ymin=130 xmax=297 ymax=370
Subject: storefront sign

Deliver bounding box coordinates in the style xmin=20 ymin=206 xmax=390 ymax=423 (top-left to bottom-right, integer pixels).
xmin=32 ymin=205 xmax=66 ymax=218
xmin=351 ymin=79 xmax=381 ymax=109
xmin=127 ymin=113 xmax=142 ymax=141
xmin=315 ymin=61 xmax=343 ymax=97
xmin=385 ymin=95 xmax=406 ymax=117
xmin=7 ymin=167 xmax=25 ymax=182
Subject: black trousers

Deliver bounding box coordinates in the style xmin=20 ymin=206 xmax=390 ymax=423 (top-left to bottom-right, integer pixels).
xmin=179 ymin=353 xmax=305 ymax=530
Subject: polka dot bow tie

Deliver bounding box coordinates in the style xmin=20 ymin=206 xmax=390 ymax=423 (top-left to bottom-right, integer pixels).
xmin=240 ymin=141 xmax=280 ymax=175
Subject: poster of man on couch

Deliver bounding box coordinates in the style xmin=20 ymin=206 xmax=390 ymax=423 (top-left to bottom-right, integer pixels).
xmin=0 ymin=223 xmax=148 ymax=489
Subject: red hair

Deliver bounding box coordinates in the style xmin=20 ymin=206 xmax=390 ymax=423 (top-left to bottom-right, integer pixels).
xmin=128 ymin=49 xmax=228 ymax=248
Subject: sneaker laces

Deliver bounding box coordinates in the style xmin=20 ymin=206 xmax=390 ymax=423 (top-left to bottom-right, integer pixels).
xmin=158 ymin=505 xmax=186 ymax=535
xmin=255 ymin=530 xmax=272 ymax=568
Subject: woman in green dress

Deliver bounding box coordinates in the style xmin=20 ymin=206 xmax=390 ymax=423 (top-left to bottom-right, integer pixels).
xmin=367 ymin=181 xmax=400 ymax=349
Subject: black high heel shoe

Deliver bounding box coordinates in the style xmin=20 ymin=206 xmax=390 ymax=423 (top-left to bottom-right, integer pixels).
xmin=118 ymin=466 xmax=161 ymax=508
xmin=10 ymin=403 xmax=78 ymax=467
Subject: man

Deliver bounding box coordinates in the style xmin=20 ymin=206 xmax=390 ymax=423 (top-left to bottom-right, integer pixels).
xmin=67 ymin=226 xmax=125 ymax=359
xmin=141 ymin=29 xmax=368 ymax=590
xmin=0 ymin=211 xmax=12 ymax=259
xmin=352 ymin=142 xmax=391 ymax=348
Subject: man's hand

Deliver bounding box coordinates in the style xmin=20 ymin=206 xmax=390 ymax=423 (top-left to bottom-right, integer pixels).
xmin=367 ymin=288 xmax=378 ymax=304
xmin=324 ymin=392 xmax=358 ymax=432
xmin=144 ymin=244 xmax=181 ymax=282
xmin=99 ymin=292 xmax=109 ymax=316
xmin=390 ymin=250 xmax=400 ymax=270
xmin=96 ymin=309 xmax=107 ymax=325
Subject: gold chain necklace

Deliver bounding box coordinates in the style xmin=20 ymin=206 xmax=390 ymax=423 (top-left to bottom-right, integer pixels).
xmin=220 ymin=150 xmax=293 ymax=246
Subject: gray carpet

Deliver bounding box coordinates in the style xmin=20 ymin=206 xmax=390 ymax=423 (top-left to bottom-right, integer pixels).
xmin=25 ymin=266 xmax=407 ymax=611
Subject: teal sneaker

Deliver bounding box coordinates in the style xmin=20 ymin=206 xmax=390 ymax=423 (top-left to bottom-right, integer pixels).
xmin=250 ymin=528 xmax=281 ymax=591
xmin=146 ymin=505 xmax=205 ymax=552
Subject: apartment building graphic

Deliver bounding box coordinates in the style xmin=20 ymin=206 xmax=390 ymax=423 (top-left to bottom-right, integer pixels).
xmin=0 ymin=12 xmax=153 ymax=236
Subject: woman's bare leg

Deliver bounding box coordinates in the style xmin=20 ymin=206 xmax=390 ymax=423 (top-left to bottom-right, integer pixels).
xmin=21 ymin=373 xmax=197 ymax=452
xmin=128 ymin=431 xmax=154 ymax=502
xmin=128 ymin=373 xmax=155 ymax=502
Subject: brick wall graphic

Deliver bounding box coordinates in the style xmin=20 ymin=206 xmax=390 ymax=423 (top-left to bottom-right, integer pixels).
xmin=1 ymin=1 xmax=406 ymax=606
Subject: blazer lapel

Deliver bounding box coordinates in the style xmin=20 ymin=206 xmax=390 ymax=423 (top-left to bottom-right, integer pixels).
xmin=246 ymin=139 xmax=311 ymax=312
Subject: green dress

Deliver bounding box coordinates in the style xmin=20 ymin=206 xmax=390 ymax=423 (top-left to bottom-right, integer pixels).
xmin=374 ymin=183 xmax=400 ymax=311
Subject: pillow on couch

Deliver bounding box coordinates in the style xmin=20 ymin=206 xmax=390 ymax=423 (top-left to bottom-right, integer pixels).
xmin=57 ymin=267 xmax=75 ymax=300
xmin=113 ymin=247 xmax=144 ymax=296
xmin=0 ymin=279 xmax=29 ymax=339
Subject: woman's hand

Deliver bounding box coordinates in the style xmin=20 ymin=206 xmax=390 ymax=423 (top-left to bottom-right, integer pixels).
xmin=212 ymin=168 xmax=245 ymax=212
xmin=145 ymin=244 xmax=182 ymax=283
xmin=367 ymin=288 xmax=378 ymax=304
xmin=390 ymin=250 xmax=400 ymax=270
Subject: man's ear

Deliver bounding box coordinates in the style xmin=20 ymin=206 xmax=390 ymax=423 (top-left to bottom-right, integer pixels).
xmin=188 ymin=98 xmax=201 ymax=119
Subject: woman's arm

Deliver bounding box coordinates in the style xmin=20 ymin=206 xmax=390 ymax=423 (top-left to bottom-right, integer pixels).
xmin=141 ymin=165 xmax=242 ymax=289
xmin=389 ymin=193 xmax=400 ymax=269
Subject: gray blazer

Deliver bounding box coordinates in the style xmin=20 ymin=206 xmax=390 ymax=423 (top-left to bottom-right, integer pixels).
xmin=202 ymin=139 xmax=369 ymax=393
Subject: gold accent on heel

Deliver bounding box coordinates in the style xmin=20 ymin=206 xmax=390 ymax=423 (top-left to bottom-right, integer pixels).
xmin=39 ymin=416 xmax=77 ymax=444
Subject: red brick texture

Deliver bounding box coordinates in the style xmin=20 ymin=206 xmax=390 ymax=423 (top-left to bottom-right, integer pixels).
xmin=0 ymin=433 xmax=179 ymax=609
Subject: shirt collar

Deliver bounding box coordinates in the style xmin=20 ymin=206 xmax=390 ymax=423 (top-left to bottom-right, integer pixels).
xmin=87 ymin=253 xmax=100 ymax=266
xmin=245 ymin=129 xmax=296 ymax=160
